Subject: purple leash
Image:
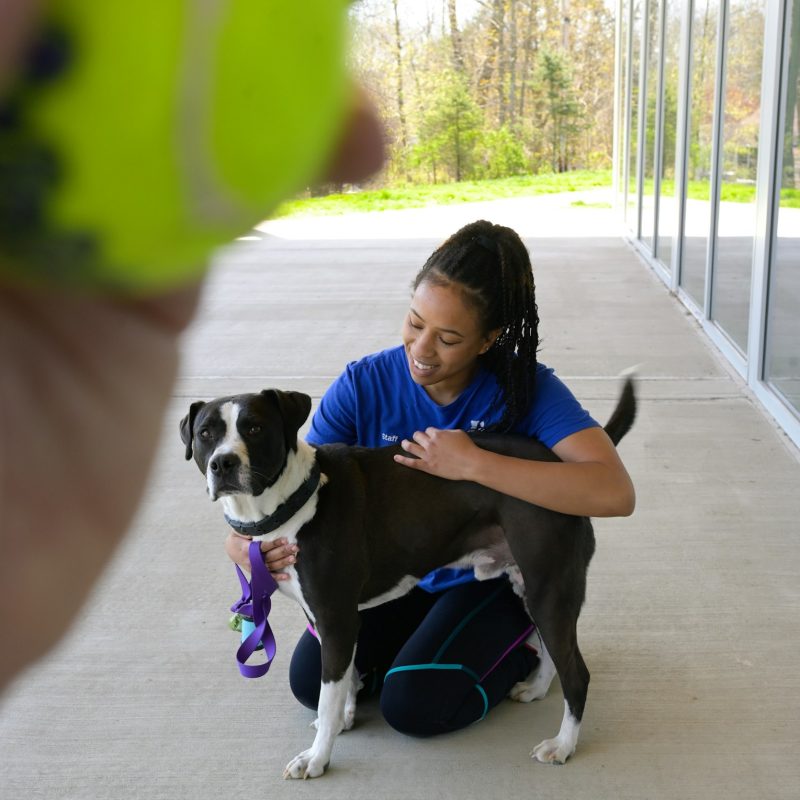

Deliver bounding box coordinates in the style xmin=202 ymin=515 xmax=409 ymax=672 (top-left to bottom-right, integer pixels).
xmin=230 ymin=540 xmax=278 ymax=678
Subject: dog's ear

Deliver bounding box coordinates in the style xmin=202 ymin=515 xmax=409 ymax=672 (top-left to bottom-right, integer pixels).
xmin=261 ymin=390 xmax=312 ymax=451
xmin=179 ymin=401 xmax=206 ymax=460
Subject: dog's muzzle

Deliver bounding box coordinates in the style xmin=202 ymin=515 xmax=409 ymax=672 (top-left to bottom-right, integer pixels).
xmin=208 ymin=452 xmax=245 ymax=499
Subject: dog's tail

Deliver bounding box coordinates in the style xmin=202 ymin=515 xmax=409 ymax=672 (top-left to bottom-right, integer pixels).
xmin=603 ymin=375 xmax=637 ymax=446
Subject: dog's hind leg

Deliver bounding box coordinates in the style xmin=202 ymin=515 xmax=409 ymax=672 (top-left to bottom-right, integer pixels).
xmin=509 ymin=630 xmax=557 ymax=702
xmin=522 ymin=587 xmax=589 ymax=765
xmin=344 ymin=668 xmax=363 ymax=731
xmin=284 ymin=614 xmax=360 ymax=779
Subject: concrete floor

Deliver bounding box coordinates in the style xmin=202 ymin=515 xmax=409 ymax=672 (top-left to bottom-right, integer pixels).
xmin=2 ymin=193 xmax=800 ymax=800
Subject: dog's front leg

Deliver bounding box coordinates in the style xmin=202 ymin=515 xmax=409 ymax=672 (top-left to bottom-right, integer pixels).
xmin=284 ymin=650 xmax=356 ymax=779
xmin=284 ymin=614 xmax=360 ymax=780
xmin=309 ymin=666 xmax=361 ymax=733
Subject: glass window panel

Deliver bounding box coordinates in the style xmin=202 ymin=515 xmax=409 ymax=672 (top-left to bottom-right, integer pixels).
xmin=628 ymin=0 xmax=643 ymax=228
xmin=712 ymin=0 xmax=766 ymax=354
xmin=642 ymin=0 xmax=662 ymax=249
xmin=656 ymin=0 xmax=681 ymax=271
xmin=618 ymin=0 xmax=630 ymax=204
xmin=765 ymin=0 xmax=800 ymax=416
xmin=682 ymin=0 xmax=720 ymax=308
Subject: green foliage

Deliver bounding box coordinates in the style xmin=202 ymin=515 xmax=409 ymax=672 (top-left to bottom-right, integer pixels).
xmin=411 ymin=72 xmax=484 ymax=183
xmin=476 ymin=126 xmax=528 ymax=180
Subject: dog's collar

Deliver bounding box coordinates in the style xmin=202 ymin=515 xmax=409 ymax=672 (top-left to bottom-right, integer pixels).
xmin=225 ymin=461 xmax=321 ymax=536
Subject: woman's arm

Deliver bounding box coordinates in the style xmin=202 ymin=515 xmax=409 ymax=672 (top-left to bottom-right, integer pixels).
xmin=394 ymin=426 xmax=635 ymax=518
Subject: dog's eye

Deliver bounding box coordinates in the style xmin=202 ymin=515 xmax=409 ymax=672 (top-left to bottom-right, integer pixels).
xmin=247 ymin=426 xmax=261 ymax=436
xmin=199 ymin=429 xmax=211 ymax=440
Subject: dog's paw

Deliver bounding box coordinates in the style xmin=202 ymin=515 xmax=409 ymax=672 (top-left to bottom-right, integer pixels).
xmin=531 ymin=736 xmax=575 ymax=765
xmin=509 ymin=678 xmax=548 ymax=703
xmin=343 ymin=703 xmax=356 ymax=731
xmin=283 ymin=749 xmax=328 ymax=780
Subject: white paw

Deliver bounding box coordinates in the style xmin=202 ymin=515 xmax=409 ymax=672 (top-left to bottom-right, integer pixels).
xmin=283 ymin=749 xmax=328 ymax=780
xmin=509 ymin=679 xmax=547 ymax=703
xmin=531 ymin=737 xmax=574 ymax=765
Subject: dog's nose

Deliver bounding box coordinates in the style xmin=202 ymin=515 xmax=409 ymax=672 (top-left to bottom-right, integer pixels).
xmin=210 ymin=453 xmax=240 ymax=476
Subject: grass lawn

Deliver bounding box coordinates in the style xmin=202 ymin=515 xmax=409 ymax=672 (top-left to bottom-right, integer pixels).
xmin=274 ymin=170 xmax=613 ymax=217
xmin=274 ymin=170 xmax=800 ymax=219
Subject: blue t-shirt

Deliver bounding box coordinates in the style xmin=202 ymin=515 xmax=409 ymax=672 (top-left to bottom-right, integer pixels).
xmin=306 ymin=345 xmax=598 ymax=590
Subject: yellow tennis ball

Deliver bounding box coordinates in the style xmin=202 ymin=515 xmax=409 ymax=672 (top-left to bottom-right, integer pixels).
xmin=0 ymin=0 xmax=350 ymax=294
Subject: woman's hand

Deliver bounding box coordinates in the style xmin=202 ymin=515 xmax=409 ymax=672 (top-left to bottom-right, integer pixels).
xmin=224 ymin=531 xmax=298 ymax=581
xmin=394 ymin=428 xmax=481 ymax=482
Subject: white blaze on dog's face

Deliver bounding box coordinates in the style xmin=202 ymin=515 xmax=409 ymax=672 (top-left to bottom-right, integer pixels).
xmin=203 ymin=402 xmax=250 ymax=500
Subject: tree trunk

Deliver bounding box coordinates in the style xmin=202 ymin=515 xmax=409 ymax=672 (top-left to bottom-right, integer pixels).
xmin=455 ymin=103 xmax=462 ymax=181
xmin=448 ymin=0 xmax=466 ymax=74
xmin=477 ymin=0 xmax=504 ymax=109
xmin=518 ymin=0 xmax=537 ymax=122
xmin=391 ymin=0 xmax=409 ymax=180
xmin=497 ymin=0 xmax=507 ymax=125
xmin=508 ymin=0 xmax=518 ymax=127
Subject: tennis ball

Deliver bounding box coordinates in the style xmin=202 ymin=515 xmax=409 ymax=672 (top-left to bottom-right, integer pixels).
xmin=0 ymin=0 xmax=350 ymax=294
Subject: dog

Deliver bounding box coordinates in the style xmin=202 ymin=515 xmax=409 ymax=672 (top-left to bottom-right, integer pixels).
xmin=180 ymin=379 xmax=635 ymax=778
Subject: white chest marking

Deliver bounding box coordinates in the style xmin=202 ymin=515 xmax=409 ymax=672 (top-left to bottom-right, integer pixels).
xmin=222 ymin=440 xmax=326 ymax=624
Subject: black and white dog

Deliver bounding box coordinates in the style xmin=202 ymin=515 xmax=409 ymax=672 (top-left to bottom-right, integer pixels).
xmin=180 ymin=381 xmax=635 ymax=778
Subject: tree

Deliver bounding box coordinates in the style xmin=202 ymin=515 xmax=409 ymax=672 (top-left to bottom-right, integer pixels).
xmin=414 ymin=72 xmax=484 ymax=182
xmin=535 ymin=49 xmax=585 ymax=172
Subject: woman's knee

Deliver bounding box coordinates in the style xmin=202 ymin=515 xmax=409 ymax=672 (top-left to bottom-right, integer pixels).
xmin=380 ymin=675 xmax=438 ymax=737
xmin=380 ymin=669 xmax=479 ymax=737
xmin=288 ymin=631 xmax=321 ymax=710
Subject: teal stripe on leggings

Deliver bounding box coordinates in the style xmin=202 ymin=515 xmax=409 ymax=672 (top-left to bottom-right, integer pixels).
xmin=383 ymin=663 xmax=490 ymax=721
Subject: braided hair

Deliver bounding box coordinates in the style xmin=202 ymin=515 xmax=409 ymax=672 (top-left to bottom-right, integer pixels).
xmin=412 ymin=220 xmax=540 ymax=432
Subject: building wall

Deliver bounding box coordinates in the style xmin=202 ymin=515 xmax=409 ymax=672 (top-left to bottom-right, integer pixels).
xmin=614 ymin=0 xmax=800 ymax=448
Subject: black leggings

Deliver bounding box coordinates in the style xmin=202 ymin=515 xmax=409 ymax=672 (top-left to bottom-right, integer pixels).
xmin=289 ymin=578 xmax=539 ymax=737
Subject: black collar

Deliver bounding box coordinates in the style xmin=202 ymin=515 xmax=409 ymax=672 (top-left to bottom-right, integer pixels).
xmin=224 ymin=461 xmax=321 ymax=536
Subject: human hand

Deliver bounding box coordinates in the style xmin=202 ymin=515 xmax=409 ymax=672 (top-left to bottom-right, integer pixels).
xmin=224 ymin=531 xmax=298 ymax=583
xmin=0 ymin=281 xmax=202 ymax=688
xmin=394 ymin=428 xmax=480 ymax=482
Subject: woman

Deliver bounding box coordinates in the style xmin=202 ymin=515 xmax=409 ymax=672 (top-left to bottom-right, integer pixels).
xmin=225 ymin=219 xmax=635 ymax=736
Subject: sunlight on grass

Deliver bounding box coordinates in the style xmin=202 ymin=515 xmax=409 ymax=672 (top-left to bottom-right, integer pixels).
xmin=274 ymin=170 xmax=613 ymax=218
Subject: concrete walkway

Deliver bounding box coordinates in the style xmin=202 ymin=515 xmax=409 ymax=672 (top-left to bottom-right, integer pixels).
xmin=2 ymin=193 xmax=799 ymax=800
